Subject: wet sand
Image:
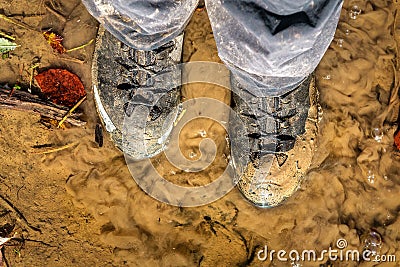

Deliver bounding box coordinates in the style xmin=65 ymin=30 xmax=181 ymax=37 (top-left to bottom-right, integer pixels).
xmin=0 ymin=0 xmax=400 ymax=266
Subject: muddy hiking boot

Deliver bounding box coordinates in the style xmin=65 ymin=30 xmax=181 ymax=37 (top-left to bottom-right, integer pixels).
xmin=92 ymin=26 xmax=319 ymax=208
xmin=231 ymin=75 xmax=320 ymax=208
xmin=92 ymin=26 xmax=183 ymax=159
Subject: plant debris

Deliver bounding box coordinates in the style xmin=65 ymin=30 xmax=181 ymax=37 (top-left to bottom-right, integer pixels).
xmin=95 ymin=124 xmax=103 ymax=147
xmin=34 ymin=69 xmax=86 ymax=107
xmin=395 ymin=128 xmax=400 ymax=150
xmin=0 ymin=86 xmax=86 ymax=127
xmin=8 ymin=84 xmax=20 ymax=97
xmin=57 ymin=95 xmax=86 ymax=128
xmin=0 ymin=37 xmax=19 ymax=54
xmin=0 ymin=32 xmax=15 ymax=40
xmin=43 ymin=30 xmax=66 ymax=54
xmin=0 ymin=14 xmax=38 ymax=32
xmin=43 ymin=30 xmax=94 ymax=54
xmin=31 ymin=141 xmax=78 ymax=154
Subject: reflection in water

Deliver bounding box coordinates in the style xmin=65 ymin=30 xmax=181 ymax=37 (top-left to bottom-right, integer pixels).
xmin=363 ymin=230 xmax=383 ymax=256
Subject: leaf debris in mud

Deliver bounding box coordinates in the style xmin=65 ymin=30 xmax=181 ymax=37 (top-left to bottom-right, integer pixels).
xmin=395 ymin=127 xmax=400 ymax=150
xmin=0 ymin=38 xmax=19 ymax=54
xmin=43 ymin=30 xmax=66 ymax=54
xmin=34 ymin=69 xmax=86 ymax=107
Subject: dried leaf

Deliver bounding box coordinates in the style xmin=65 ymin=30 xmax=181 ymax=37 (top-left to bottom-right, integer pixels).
xmin=43 ymin=30 xmax=66 ymax=54
xmin=35 ymin=69 xmax=86 ymax=107
xmin=0 ymin=37 xmax=19 ymax=54
xmin=395 ymin=129 xmax=400 ymax=150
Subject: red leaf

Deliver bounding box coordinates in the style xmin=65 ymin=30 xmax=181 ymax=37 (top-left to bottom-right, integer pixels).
xmin=395 ymin=129 xmax=400 ymax=150
xmin=43 ymin=30 xmax=66 ymax=54
xmin=35 ymin=69 xmax=86 ymax=107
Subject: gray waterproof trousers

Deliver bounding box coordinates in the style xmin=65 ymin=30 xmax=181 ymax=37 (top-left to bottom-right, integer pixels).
xmin=83 ymin=0 xmax=343 ymax=96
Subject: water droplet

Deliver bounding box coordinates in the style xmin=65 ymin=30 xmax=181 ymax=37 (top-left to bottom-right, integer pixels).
xmin=322 ymin=74 xmax=331 ymax=80
xmin=170 ymin=170 xmax=176 ymax=175
xmin=349 ymin=5 xmax=362 ymax=20
xmin=371 ymin=128 xmax=383 ymax=143
xmin=336 ymin=38 xmax=344 ymax=47
xmin=363 ymin=230 xmax=382 ymax=256
xmin=367 ymin=170 xmax=375 ymax=184
xmin=384 ymin=175 xmax=388 ymax=180
xmin=345 ymin=29 xmax=351 ymax=35
xmin=199 ymin=130 xmax=207 ymax=138
xmin=189 ymin=151 xmax=197 ymax=159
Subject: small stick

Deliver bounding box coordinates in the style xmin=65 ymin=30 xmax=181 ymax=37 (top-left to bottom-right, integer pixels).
xmin=31 ymin=141 xmax=78 ymax=154
xmin=0 ymin=88 xmax=86 ymax=127
xmin=6 ymin=12 xmax=46 ymax=18
xmin=44 ymin=2 xmax=67 ymax=23
xmin=58 ymin=95 xmax=87 ymax=128
xmin=59 ymin=55 xmax=85 ymax=64
xmin=0 ymin=194 xmax=41 ymax=233
xmin=0 ymin=32 xmax=15 ymax=40
xmin=66 ymin=39 xmax=94 ymax=53
xmin=8 ymin=85 xmax=20 ymax=97
xmin=0 ymin=14 xmax=38 ymax=32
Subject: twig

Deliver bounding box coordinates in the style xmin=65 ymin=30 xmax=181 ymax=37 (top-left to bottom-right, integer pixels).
xmin=66 ymin=39 xmax=94 ymax=53
xmin=31 ymin=141 xmax=78 ymax=154
xmin=5 ymin=13 xmax=45 ymax=18
xmin=8 ymin=85 xmax=20 ymax=98
xmin=0 ymin=32 xmax=15 ymax=40
xmin=12 ymin=237 xmax=55 ymax=247
xmin=0 ymin=194 xmax=41 ymax=233
xmin=1 ymin=246 xmax=9 ymax=267
xmin=0 ymin=88 xmax=86 ymax=127
xmin=59 ymin=55 xmax=85 ymax=64
xmin=58 ymin=95 xmax=86 ymax=128
xmin=0 ymin=14 xmax=38 ymax=32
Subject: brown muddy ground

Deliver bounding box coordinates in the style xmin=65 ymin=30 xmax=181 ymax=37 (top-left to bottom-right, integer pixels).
xmin=0 ymin=0 xmax=400 ymax=266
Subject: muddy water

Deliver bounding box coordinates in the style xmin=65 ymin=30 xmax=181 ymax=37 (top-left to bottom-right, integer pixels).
xmin=67 ymin=2 xmax=400 ymax=266
xmin=0 ymin=0 xmax=400 ymax=266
